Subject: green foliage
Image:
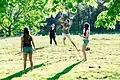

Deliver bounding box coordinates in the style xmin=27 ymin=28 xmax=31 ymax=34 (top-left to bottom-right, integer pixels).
xmin=87 ymin=0 xmax=98 ymax=8
xmin=0 ymin=0 xmax=49 ymax=36
xmin=107 ymin=0 xmax=120 ymax=17
xmin=0 ymin=0 xmax=88 ymax=36
xmin=0 ymin=0 xmax=8 ymax=12
xmin=74 ymin=0 xmax=86 ymax=3
xmin=3 ymin=17 xmax=11 ymax=26
xmin=0 ymin=0 xmax=120 ymax=36
xmin=95 ymin=0 xmax=120 ymax=30
xmin=53 ymin=0 xmax=59 ymax=4
xmin=72 ymin=7 xmax=77 ymax=13
xmin=95 ymin=11 xmax=116 ymax=29
xmin=0 ymin=0 xmax=8 ymax=23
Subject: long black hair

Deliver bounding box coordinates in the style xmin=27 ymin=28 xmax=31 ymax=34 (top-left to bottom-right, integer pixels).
xmin=84 ymin=23 xmax=89 ymax=36
xmin=23 ymin=27 xmax=29 ymax=38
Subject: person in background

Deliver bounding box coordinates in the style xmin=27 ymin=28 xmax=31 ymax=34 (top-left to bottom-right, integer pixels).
xmin=49 ymin=24 xmax=57 ymax=45
xmin=79 ymin=22 xmax=90 ymax=61
xmin=61 ymin=18 xmax=79 ymax=51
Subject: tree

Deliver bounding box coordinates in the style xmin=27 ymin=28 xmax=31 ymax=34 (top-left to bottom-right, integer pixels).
xmin=0 ymin=0 xmax=120 ymax=36
xmin=95 ymin=0 xmax=120 ymax=29
xmin=0 ymin=0 xmax=49 ymax=36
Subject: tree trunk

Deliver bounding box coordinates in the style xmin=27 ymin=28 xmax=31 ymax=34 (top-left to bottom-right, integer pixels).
xmin=8 ymin=25 xmax=11 ymax=36
xmin=90 ymin=10 xmax=100 ymax=31
xmin=90 ymin=4 xmax=107 ymax=31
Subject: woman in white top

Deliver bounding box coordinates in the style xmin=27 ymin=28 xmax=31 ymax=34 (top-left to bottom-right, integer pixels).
xmin=79 ymin=22 xmax=90 ymax=61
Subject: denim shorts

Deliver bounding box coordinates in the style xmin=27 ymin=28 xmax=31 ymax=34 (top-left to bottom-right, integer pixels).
xmin=83 ymin=38 xmax=89 ymax=45
xmin=62 ymin=33 xmax=72 ymax=41
xmin=23 ymin=47 xmax=33 ymax=54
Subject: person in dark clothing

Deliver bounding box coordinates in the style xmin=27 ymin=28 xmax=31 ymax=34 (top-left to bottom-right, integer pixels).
xmin=21 ymin=27 xmax=35 ymax=71
xmin=49 ymin=24 xmax=57 ymax=45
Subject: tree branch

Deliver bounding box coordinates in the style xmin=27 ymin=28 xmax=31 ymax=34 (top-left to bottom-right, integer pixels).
xmin=0 ymin=24 xmax=9 ymax=32
xmin=94 ymin=0 xmax=101 ymax=4
xmin=95 ymin=0 xmax=107 ymax=6
xmin=101 ymin=0 xmax=107 ymax=5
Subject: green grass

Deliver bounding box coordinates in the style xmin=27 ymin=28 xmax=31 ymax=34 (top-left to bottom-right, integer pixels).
xmin=0 ymin=34 xmax=120 ymax=80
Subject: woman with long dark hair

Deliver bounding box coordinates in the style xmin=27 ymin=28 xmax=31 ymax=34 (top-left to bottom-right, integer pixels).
xmin=21 ymin=27 xmax=35 ymax=71
xmin=79 ymin=22 xmax=90 ymax=61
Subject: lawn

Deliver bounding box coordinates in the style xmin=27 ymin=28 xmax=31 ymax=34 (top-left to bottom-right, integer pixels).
xmin=0 ymin=34 xmax=120 ymax=80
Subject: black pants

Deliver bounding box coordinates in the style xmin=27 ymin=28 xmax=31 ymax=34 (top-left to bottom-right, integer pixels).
xmin=50 ymin=35 xmax=57 ymax=45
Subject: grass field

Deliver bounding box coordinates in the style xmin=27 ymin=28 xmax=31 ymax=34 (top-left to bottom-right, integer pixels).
xmin=0 ymin=34 xmax=120 ymax=80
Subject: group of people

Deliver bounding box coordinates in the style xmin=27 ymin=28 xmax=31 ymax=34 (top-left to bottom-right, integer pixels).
xmin=21 ymin=18 xmax=90 ymax=72
xmin=48 ymin=18 xmax=90 ymax=61
xmin=49 ymin=18 xmax=79 ymax=51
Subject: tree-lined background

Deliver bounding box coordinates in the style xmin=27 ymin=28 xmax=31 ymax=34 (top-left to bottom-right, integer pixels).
xmin=1 ymin=0 xmax=120 ymax=80
xmin=0 ymin=0 xmax=120 ymax=36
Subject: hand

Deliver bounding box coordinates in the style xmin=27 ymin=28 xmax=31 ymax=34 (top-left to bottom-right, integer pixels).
xmin=33 ymin=48 xmax=36 ymax=52
xmin=21 ymin=50 xmax=23 ymax=53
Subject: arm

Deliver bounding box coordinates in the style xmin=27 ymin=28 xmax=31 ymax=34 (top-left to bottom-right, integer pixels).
xmin=61 ymin=21 xmax=64 ymax=26
xmin=21 ymin=37 xmax=23 ymax=53
xmin=86 ymin=31 xmax=90 ymax=37
xmin=64 ymin=22 xmax=70 ymax=30
xmin=79 ymin=35 xmax=88 ymax=38
xmin=31 ymin=37 xmax=35 ymax=49
xmin=79 ymin=30 xmax=89 ymax=38
xmin=65 ymin=26 xmax=69 ymax=30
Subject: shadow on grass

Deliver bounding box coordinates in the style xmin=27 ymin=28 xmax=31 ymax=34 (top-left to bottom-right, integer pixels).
xmin=1 ymin=63 xmax=45 ymax=80
xmin=36 ymin=47 xmax=45 ymax=50
xmin=35 ymin=46 xmax=50 ymax=51
xmin=47 ymin=61 xmax=84 ymax=80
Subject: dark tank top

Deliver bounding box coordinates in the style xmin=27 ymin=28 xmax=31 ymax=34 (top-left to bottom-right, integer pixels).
xmin=50 ymin=27 xmax=56 ymax=36
xmin=23 ymin=35 xmax=32 ymax=47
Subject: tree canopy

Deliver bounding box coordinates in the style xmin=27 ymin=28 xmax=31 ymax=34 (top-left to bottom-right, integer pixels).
xmin=0 ymin=0 xmax=120 ymax=36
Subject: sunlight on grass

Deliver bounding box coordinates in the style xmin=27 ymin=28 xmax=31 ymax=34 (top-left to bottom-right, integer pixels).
xmin=0 ymin=34 xmax=120 ymax=80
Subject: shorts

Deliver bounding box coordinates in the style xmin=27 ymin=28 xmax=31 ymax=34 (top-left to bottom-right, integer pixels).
xmin=23 ymin=47 xmax=33 ymax=54
xmin=62 ymin=33 xmax=72 ymax=41
xmin=83 ymin=38 xmax=89 ymax=45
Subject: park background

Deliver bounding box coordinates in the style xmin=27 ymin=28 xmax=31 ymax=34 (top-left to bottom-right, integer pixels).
xmin=0 ymin=0 xmax=120 ymax=80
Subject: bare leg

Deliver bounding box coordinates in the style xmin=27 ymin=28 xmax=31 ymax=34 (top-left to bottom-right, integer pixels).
xmin=23 ymin=54 xmax=27 ymax=70
xmin=71 ymin=41 xmax=79 ymax=52
xmin=63 ymin=37 xmax=66 ymax=45
xmin=82 ymin=44 xmax=87 ymax=61
xmin=29 ymin=53 xmax=33 ymax=71
xmin=66 ymin=34 xmax=79 ymax=51
xmin=53 ymin=36 xmax=57 ymax=45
